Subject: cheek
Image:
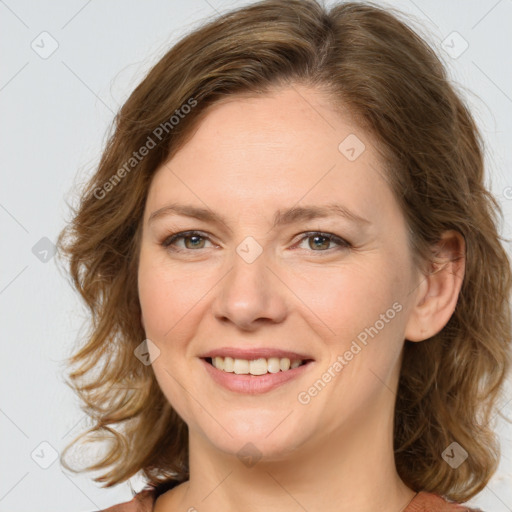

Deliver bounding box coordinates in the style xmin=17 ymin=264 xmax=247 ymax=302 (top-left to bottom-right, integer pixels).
xmin=303 ymin=262 xmax=410 ymax=402
xmin=137 ymin=252 xmax=202 ymax=420
xmin=137 ymin=249 xmax=229 ymax=364
xmin=296 ymin=260 xmax=405 ymax=344
xmin=138 ymin=264 xmax=172 ymax=337
xmin=137 ymin=250 xmax=201 ymax=341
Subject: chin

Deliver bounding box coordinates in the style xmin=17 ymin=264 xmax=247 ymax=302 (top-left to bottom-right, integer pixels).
xmin=196 ymin=409 xmax=312 ymax=462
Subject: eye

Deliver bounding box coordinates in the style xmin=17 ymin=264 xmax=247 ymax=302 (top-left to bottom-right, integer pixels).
xmin=295 ymin=232 xmax=351 ymax=252
xmin=161 ymin=231 xmax=214 ymax=251
xmin=160 ymin=230 xmax=351 ymax=254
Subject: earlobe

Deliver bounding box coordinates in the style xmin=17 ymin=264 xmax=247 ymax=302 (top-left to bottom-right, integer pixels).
xmin=404 ymin=230 xmax=465 ymax=342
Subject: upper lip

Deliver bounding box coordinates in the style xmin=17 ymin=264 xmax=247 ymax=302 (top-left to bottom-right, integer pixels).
xmin=199 ymin=347 xmax=314 ymax=361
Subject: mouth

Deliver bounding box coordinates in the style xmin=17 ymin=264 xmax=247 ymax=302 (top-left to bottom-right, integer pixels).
xmin=203 ymin=356 xmax=313 ymax=375
xmin=200 ymin=355 xmax=315 ymax=394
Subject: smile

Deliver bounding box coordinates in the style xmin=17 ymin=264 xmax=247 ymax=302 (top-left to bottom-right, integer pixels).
xmin=209 ymin=356 xmax=307 ymax=375
xmin=201 ymin=356 xmax=315 ymax=394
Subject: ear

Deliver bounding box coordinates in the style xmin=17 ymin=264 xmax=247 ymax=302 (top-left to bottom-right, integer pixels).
xmin=404 ymin=230 xmax=465 ymax=342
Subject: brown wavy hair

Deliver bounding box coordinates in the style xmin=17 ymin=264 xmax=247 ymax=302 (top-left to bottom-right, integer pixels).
xmin=56 ymin=0 xmax=512 ymax=502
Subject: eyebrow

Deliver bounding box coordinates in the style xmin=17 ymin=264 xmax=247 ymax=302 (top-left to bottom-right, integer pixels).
xmin=148 ymin=202 xmax=370 ymax=231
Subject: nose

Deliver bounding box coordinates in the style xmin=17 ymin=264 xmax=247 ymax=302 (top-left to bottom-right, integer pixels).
xmin=212 ymin=247 xmax=288 ymax=331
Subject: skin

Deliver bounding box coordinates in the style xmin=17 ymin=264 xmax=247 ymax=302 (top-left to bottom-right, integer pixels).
xmin=137 ymin=84 xmax=465 ymax=512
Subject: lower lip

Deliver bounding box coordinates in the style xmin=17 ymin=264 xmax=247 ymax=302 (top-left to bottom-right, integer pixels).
xmin=201 ymin=358 xmax=314 ymax=394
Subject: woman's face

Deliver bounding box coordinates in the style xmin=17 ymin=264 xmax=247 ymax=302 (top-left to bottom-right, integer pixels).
xmin=138 ymin=85 xmax=422 ymax=461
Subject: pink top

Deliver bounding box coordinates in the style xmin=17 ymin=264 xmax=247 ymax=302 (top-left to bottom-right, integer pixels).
xmin=100 ymin=487 xmax=485 ymax=511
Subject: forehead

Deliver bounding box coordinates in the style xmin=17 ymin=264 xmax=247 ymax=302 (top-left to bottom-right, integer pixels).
xmin=144 ymin=85 xmax=398 ymax=228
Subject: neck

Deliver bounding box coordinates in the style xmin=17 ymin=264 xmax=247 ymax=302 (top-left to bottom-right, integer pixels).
xmin=172 ymin=402 xmax=416 ymax=512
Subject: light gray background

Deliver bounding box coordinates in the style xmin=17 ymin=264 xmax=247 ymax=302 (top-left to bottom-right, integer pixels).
xmin=1 ymin=1 xmax=511 ymax=511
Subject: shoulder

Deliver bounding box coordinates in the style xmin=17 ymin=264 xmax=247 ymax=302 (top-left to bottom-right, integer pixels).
xmin=404 ymin=491 xmax=486 ymax=512
xmin=97 ymin=480 xmax=183 ymax=512
xmin=98 ymin=488 xmax=157 ymax=512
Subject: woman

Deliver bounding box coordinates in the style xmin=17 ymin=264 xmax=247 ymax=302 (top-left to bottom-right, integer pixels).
xmin=56 ymin=1 xmax=511 ymax=511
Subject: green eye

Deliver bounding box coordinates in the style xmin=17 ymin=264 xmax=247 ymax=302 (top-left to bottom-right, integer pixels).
xmin=162 ymin=231 xmax=211 ymax=250
xmin=161 ymin=230 xmax=351 ymax=254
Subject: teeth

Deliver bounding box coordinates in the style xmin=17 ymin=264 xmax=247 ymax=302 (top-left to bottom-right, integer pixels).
xmin=210 ymin=356 xmax=306 ymax=375
xmin=249 ymin=358 xmax=267 ymax=375
xmin=223 ymin=356 xmax=234 ymax=372
xmin=267 ymin=357 xmax=281 ymax=373
xmin=233 ymin=358 xmax=249 ymax=374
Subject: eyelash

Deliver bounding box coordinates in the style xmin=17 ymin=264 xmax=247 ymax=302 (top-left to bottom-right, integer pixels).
xmin=160 ymin=230 xmax=352 ymax=254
